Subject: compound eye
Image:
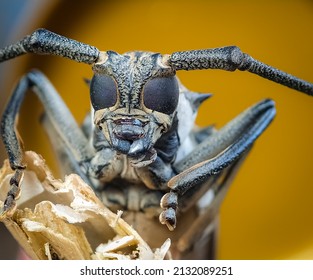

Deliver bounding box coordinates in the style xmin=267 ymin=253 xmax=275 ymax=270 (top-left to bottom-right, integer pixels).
xmin=143 ymin=76 xmax=179 ymax=114
xmin=90 ymin=74 xmax=118 ymax=110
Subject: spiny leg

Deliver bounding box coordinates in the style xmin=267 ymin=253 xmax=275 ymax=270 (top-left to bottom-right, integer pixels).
xmin=0 ymin=70 xmax=94 ymax=215
xmin=169 ymin=47 xmax=313 ymax=96
xmin=159 ymin=99 xmax=276 ymax=230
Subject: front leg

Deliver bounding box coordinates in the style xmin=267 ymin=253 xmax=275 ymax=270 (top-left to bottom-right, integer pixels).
xmin=136 ymin=156 xmax=175 ymax=191
xmin=0 ymin=70 xmax=94 ymax=216
xmin=135 ymin=118 xmax=179 ymax=190
xmin=160 ymin=99 xmax=276 ymax=230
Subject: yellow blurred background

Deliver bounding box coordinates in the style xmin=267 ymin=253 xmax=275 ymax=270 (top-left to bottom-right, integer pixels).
xmin=0 ymin=0 xmax=313 ymax=259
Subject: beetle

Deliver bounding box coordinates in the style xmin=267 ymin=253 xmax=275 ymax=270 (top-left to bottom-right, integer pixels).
xmin=0 ymin=29 xmax=312 ymax=259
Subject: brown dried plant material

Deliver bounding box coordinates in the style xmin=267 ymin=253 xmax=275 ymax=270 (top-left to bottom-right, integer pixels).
xmin=0 ymin=151 xmax=170 ymax=260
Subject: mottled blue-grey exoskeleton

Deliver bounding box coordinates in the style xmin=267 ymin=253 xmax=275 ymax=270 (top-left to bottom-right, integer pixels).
xmin=0 ymin=29 xmax=312 ymax=259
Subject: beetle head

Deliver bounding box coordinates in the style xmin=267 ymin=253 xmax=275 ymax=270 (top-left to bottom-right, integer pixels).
xmin=90 ymin=51 xmax=179 ymax=165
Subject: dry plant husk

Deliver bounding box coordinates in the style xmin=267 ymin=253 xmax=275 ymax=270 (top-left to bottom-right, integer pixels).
xmin=0 ymin=151 xmax=170 ymax=260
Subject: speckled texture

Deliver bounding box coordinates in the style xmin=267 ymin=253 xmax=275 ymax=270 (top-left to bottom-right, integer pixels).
xmin=93 ymin=51 xmax=175 ymax=109
xmin=170 ymin=47 xmax=313 ymax=95
xmin=0 ymin=29 xmax=100 ymax=64
xmin=170 ymin=46 xmax=242 ymax=71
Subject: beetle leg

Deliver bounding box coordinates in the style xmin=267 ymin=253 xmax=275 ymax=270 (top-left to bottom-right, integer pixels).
xmin=169 ymin=47 xmax=313 ymax=96
xmin=0 ymin=70 xmax=94 ymax=215
xmin=135 ymin=118 xmax=180 ymax=191
xmin=40 ymin=114 xmax=93 ymax=185
xmin=136 ymin=156 xmax=175 ymax=191
xmin=159 ymin=99 xmax=276 ymax=230
xmin=175 ymin=153 xmax=248 ymax=258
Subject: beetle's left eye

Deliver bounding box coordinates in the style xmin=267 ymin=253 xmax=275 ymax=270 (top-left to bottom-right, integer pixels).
xmin=143 ymin=76 xmax=179 ymax=114
xmin=90 ymin=74 xmax=118 ymax=110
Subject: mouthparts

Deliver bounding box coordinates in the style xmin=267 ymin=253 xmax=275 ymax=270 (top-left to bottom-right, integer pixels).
xmin=111 ymin=118 xmax=150 ymax=157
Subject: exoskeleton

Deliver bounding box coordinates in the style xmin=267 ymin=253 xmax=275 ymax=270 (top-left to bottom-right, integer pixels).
xmin=0 ymin=29 xmax=312 ymax=259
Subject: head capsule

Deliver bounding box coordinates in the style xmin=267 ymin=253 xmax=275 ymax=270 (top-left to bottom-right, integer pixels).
xmin=90 ymin=51 xmax=179 ymax=163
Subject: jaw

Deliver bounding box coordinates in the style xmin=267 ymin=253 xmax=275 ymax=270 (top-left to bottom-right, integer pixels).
xmin=94 ymin=109 xmax=172 ymax=167
xmin=111 ymin=122 xmax=155 ymax=156
xmin=108 ymin=120 xmax=161 ymax=167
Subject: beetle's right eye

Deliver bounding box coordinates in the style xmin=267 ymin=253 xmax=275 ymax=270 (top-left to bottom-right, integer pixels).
xmin=90 ymin=74 xmax=118 ymax=110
